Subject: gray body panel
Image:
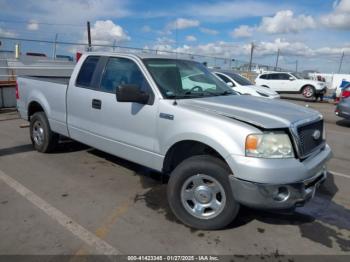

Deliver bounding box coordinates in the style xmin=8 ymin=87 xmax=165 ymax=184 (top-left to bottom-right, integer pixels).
xmin=17 ymin=52 xmax=332 ymax=191
xmin=336 ymin=97 xmax=350 ymax=119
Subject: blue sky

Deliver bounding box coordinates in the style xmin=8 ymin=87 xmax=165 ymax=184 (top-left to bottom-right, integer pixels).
xmin=0 ymin=0 xmax=349 ymax=73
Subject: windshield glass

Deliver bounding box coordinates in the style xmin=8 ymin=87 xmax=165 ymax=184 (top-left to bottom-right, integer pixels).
xmin=225 ymin=72 xmax=253 ymax=86
xmin=143 ymin=59 xmax=236 ymax=99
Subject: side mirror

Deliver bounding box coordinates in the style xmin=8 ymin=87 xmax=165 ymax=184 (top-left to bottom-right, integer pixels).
xmin=116 ymin=84 xmax=149 ymax=104
xmin=227 ymin=82 xmax=234 ymax=87
xmin=289 ymin=77 xmax=295 ymax=81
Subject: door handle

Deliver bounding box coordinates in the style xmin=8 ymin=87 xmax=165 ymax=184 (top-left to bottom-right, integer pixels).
xmin=92 ymin=99 xmax=102 ymax=109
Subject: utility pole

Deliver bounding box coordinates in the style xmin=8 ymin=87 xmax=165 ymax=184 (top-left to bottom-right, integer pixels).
xmin=52 ymin=33 xmax=58 ymax=60
xmin=248 ymin=42 xmax=255 ymax=72
xmin=338 ymin=51 xmax=345 ymax=73
xmin=295 ymin=60 xmax=298 ymax=72
xmin=87 ymin=21 xmax=92 ymax=51
xmin=112 ymin=39 xmax=116 ymax=52
xmin=274 ymin=48 xmax=280 ymax=71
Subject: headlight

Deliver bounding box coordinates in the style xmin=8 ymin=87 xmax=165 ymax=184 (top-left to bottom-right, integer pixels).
xmin=245 ymin=133 xmax=294 ymax=158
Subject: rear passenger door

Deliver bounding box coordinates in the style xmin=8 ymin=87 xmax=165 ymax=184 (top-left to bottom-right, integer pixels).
xmin=266 ymin=73 xmax=283 ymax=91
xmin=67 ymin=55 xmax=106 ymax=143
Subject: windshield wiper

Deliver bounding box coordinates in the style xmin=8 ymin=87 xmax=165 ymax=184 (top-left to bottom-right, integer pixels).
xmin=219 ymin=90 xmax=235 ymax=96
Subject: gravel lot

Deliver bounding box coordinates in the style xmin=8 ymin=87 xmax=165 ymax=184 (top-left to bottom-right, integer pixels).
xmin=0 ymin=98 xmax=349 ymax=257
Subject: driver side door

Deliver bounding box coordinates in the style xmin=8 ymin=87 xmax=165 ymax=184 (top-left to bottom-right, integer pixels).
xmin=93 ymin=57 xmax=159 ymax=168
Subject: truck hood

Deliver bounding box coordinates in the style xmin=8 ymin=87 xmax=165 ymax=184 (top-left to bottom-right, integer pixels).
xmin=180 ymin=95 xmax=320 ymax=129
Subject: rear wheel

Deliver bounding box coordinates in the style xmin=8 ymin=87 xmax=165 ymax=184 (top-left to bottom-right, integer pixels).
xmin=167 ymin=155 xmax=240 ymax=230
xmin=302 ymin=85 xmax=315 ymax=98
xmin=30 ymin=112 xmax=58 ymax=153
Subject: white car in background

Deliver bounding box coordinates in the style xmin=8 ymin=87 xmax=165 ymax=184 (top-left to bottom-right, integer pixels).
xmin=213 ymin=70 xmax=280 ymax=99
xmin=255 ymin=72 xmax=327 ymax=99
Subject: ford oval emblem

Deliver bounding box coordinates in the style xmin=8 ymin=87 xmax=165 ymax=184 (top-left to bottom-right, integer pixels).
xmin=312 ymin=129 xmax=321 ymax=140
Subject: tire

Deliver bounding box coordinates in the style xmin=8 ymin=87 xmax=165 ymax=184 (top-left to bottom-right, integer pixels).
xmin=302 ymin=85 xmax=315 ymax=98
xmin=167 ymin=155 xmax=240 ymax=230
xmin=30 ymin=112 xmax=58 ymax=153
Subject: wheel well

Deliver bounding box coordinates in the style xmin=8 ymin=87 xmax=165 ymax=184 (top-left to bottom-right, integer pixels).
xmin=163 ymin=140 xmax=227 ymax=174
xmin=300 ymin=84 xmax=315 ymax=93
xmin=28 ymin=101 xmax=44 ymax=120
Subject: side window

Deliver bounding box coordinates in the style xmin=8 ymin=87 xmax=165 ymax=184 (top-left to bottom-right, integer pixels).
xmin=260 ymin=74 xmax=267 ymax=79
xmin=278 ymin=73 xmax=290 ymax=80
xmin=76 ymin=56 xmax=100 ymax=87
xmin=268 ymin=74 xmax=279 ymax=80
xmin=216 ymin=73 xmax=235 ymax=86
xmin=100 ymin=57 xmax=151 ymax=94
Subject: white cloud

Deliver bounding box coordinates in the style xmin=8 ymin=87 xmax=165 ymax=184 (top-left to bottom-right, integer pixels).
xmin=84 ymin=20 xmax=130 ymax=47
xmin=146 ymin=37 xmax=349 ymax=60
xmin=258 ymin=10 xmax=316 ymax=34
xmin=27 ymin=20 xmax=39 ymax=31
xmin=199 ymin=27 xmax=219 ymax=35
xmin=321 ymin=0 xmax=350 ymax=29
xmin=186 ymin=35 xmax=197 ymax=42
xmin=0 ymin=0 xmax=131 ymax=24
xmin=167 ymin=18 xmax=200 ymax=30
xmin=0 ymin=27 xmax=16 ymax=37
xmin=231 ymin=25 xmax=254 ymax=38
xmin=231 ymin=10 xmax=316 ymax=38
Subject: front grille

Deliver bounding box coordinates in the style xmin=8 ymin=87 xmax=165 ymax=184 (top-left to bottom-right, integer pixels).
xmin=297 ymin=120 xmax=324 ymax=157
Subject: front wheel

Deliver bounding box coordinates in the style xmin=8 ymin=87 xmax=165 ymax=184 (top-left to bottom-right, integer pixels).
xmin=302 ymin=85 xmax=315 ymax=98
xmin=167 ymin=155 xmax=240 ymax=230
xmin=30 ymin=112 xmax=59 ymax=153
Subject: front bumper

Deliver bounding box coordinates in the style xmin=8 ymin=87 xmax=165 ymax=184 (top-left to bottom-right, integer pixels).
xmin=229 ymin=169 xmax=327 ymax=210
xmin=226 ymin=144 xmax=332 ymax=209
xmin=315 ymin=87 xmax=327 ymax=95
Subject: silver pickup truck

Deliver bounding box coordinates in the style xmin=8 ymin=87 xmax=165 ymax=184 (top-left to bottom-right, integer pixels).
xmin=17 ymin=52 xmax=332 ymax=229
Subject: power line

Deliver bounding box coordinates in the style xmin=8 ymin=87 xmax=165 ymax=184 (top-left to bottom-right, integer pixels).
xmin=0 ymin=19 xmax=85 ymax=28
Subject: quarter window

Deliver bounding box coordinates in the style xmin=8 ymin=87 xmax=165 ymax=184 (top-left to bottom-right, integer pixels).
xmin=100 ymin=57 xmax=151 ymax=94
xmin=76 ymin=56 xmax=100 ymax=87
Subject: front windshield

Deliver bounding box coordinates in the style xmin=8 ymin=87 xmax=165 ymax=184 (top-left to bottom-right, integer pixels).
xmin=226 ymin=72 xmax=253 ymax=86
xmin=143 ymin=59 xmax=236 ymax=99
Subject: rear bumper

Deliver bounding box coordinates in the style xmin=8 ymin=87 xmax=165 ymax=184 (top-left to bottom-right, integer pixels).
xmin=335 ymin=110 xmax=350 ymax=119
xmin=335 ymin=104 xmax=350 ymax=119
xmin=229 ymin=170 xmax=327 ymax=210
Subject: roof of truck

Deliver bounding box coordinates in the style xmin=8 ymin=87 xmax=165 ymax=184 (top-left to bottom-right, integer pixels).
xmin=84 ymin=51 xmax=195 ymax=61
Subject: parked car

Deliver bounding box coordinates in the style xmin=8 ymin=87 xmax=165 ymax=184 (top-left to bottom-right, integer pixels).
xmin=334 ymin=80 xmax=350 ymax=103
xmin=335 ymin=96 xmax=350 ymax=119
xmin=212 ymin=70 xmax=280 ymax=99
xmin=255 ymin=72 xmax=327 ymax=99
xmin=17 ymin=53 xmax=332 ymax=230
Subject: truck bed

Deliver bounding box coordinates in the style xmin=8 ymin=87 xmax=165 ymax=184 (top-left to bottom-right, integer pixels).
xmin=17 ymin=76 xmax=70 ymax=136
xmin=19 ymin=76 xmax=70 ymax=85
